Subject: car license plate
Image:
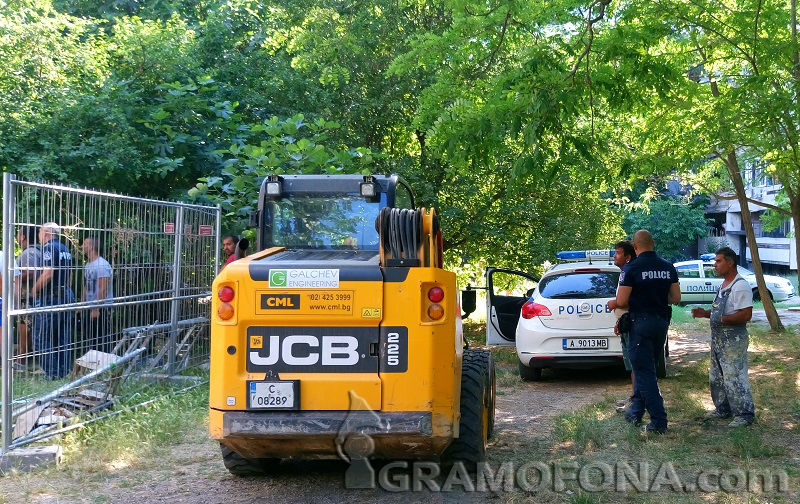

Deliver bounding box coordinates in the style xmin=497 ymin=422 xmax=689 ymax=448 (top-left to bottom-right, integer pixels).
xmin=248 ymin=380 xmax=299 ymax=410
xmin=562 ymin=338 xmax=608 ymax=350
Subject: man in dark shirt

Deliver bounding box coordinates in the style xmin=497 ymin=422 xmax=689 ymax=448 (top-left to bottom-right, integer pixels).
xmin=608 ymin=230 xmax=680 ymax=433
xmin=32 ymin=222 xmax=75 ymax=379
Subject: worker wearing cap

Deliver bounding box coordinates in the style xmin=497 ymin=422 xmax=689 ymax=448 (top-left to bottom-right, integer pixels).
xmin=607 ymin=230 xmax=680 ymax=434
xmin=31 ymin=222 xmax=75 ymax=379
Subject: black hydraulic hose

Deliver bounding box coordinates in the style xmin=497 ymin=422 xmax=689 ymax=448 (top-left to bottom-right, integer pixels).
xmin=379 ymin=207 xmax=422 ymax=261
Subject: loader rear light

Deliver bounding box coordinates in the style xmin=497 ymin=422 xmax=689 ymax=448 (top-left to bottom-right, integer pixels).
xmin=428 ymin=303 xmax=444 ymax=320
xmin=218 ymin=286 xmax=235 ymax=302
xmin=427 ymin=286 xmax=444 ymax=303
xmin=218 ymin=302 xmax=235 ymax=320
xmin=521 ymin=301 xmax=552 ymax=319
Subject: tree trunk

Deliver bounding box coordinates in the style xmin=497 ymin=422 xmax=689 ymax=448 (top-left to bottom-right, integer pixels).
xmin=725 ymin=152 xmax=785 ymax=332
xmin=792 ymin=201 xmax=800 ymax=288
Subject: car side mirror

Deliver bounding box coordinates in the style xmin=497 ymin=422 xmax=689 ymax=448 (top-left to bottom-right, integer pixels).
xmin=525 ymin=287 xmax=535 ymax=298
xmin=461 ymin=288 xmax=477 ymax=319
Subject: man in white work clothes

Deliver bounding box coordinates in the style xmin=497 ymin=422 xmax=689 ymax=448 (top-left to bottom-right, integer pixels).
xmin=691 ymin=247 xmax=755 ymax=428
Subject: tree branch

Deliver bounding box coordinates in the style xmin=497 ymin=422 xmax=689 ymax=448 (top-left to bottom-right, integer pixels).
xmin=566 ymin=0 xmax=611 ymax=82
xmin=480 ymin=10 xmax=511 ymax=75
xmin=694 ymin=180 xmax=791 ymax=215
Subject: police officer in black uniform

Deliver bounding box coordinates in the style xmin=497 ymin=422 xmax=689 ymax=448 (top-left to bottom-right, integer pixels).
xmin=32 ymin=222 xmax=75 ymax=379
xmin=607 ymin=230 xmax=680 ymax=433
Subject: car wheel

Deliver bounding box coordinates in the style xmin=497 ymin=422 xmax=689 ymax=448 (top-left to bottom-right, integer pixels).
xmin=518 ymin=360 xmax=542 ymax=381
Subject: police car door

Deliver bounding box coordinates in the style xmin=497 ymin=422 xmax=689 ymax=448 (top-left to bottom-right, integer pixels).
xmin=486 ymin=267 xmax=538 ymax=346
xmin=701 ymin=263 xmax=723 ymax=302
xmin=676 ymin=263 xmax=705 ymax=303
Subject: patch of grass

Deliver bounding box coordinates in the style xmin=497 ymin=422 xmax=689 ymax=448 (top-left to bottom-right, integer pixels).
xmin=10 ymin=376 xmax=71 ymax=400
xmin=491 ymin=346 xmax=518 ymax=365
xmin=568 ymin=493 xmax=601 ymax=504
xmin=495 ymin=365 xmax=519 ymax=389
xmin=670 ymin=305 xmax=693 ymax=324
xmin=553 ymin=405 xmax=616 ymax=452
xmin=463 ymin=319 xmax=485 ymax=346
xmin=725 ymin=428 xmax=785 ymax=458
xmin=59 ymin=382 xmax=209 ymax=466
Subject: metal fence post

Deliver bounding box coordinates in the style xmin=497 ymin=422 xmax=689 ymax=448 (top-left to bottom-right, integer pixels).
xmin=168 ymin=206 xmax=185 ymax=376
xmin=2 ymin=173 xmax=15 ymax=453
xmin=214 ymin=205 xmax=221 ymax=277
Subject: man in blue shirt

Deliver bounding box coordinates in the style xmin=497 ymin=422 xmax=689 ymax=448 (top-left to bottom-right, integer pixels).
xmin=31 ymin=222 xmax=75 ymax=379
xmin=608 ymin=230 xmax=681 ymax=433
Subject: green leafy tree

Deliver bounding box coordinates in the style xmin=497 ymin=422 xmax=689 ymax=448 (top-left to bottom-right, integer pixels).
xmin=623 ymin=197 xmax=710 ymax=260
xmin=188 ymin=114 xmax=373 ymax=235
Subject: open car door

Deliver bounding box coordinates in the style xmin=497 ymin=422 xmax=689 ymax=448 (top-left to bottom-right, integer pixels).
xmin=486 ymin=267 xmax=538 ymax=346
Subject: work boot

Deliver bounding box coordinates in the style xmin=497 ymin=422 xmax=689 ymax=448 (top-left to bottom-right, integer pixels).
xmin=703 ymin=410 xmax=731 ymax=421
xmin=728 ymin=417 xmax=753 ymax=428
xmin=624 ymin=413 xmax=642 ymax=426
xmin=643 ymin=424 xmax=667 ymax=435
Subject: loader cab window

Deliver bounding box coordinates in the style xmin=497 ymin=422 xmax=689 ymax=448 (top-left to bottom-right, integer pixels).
xmin=266 ymin=193 xmax=385 ymax=250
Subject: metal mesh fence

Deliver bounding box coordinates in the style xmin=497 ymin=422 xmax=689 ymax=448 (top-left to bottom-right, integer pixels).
xmin=0 ymin=174 xmax=220 ymax=451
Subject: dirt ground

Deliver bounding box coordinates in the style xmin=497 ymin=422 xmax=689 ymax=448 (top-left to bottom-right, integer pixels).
xmin=0 ymin=326 xmax=731 ymax=503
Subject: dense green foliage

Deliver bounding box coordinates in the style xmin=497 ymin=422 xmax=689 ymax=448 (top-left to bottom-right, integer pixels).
xmin=623 ymin=196 xmax=710 ymax=260
xmin=4 ymin=0 xmax=800 ymax=272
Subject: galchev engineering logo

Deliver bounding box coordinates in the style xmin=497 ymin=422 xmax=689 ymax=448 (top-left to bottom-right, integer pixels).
xmin=268 ymin=269 xmax=339 ymax=289
xmin=269 ymin=269 xmax=288 ymax=287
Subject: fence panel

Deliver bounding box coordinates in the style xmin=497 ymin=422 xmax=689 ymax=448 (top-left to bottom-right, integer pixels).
xmin=1 ymin=174 xmax=220 ymax=452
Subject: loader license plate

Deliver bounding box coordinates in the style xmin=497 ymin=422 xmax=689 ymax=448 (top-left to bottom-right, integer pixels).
xmin=247 ymin=380 xmax=299 ymax=410
xmin=562 ymin=338 xmax=608 ymax=350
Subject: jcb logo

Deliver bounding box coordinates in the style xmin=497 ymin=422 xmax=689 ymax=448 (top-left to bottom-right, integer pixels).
xmin=247 ymin=327 xmax=377 ymax=373
xmin=261 ymin=294 xmax=300 ymax=310
xmin=250 ymin=335 xmax=359 ymax=367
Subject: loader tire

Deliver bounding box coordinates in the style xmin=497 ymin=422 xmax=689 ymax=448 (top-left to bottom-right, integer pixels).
xmin=443 ymin=349 xmax=492 ymax=468
xmin=472 ymin=349 xmax=496 ymax=437
xmin=220 ymin=443 xmax=280 ymax=477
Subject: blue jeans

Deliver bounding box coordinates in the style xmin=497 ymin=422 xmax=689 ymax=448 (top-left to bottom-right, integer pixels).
xmin=627 ymin=312 xmax=669 ymax=429
xmin=34 ymin=290 xmax=75 ymax=379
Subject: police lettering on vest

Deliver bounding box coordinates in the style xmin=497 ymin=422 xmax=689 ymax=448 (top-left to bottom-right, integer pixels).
xmin=619 ymin=251 xmax=678 ymax=318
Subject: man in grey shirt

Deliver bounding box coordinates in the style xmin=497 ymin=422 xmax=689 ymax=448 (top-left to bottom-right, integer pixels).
xmin=16 ymin=225 xmax=41 ymax=367
xmin=82 ymin=236 xmax=114 ymax=353
xmin=691 ymin=247 xmax=755 ymax=427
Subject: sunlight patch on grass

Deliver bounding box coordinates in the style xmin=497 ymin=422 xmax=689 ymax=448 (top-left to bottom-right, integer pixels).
xmin=553 ymin=405 xmax=617 ymax=452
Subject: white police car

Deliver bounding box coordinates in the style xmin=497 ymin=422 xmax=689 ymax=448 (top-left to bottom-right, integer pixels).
xmin=485 ymin=250 xmax=627 ymax=381
xmin=675 ymin=258 xmax=794 ymax=303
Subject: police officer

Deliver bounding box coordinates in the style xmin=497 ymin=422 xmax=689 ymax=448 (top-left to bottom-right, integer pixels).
xmin=691 ymin=247 xmax=755 ymax=427
xmin=607 ymin=230 xmax=680 ymax=433
xmin=31 ymin=222 xmax=75 ymax=379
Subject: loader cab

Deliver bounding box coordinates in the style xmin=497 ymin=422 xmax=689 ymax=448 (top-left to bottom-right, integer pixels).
xmin=252 ymin=175 xmax=415 ymax=252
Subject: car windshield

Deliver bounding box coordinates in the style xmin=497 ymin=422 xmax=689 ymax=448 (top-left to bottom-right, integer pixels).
xmin=737 ymin=266 xmax=755 ymax=276
xmin=538 ymin=271 xmax=620 ymax=299
xmin=266 ymin=193 xmax=384 ymax=250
